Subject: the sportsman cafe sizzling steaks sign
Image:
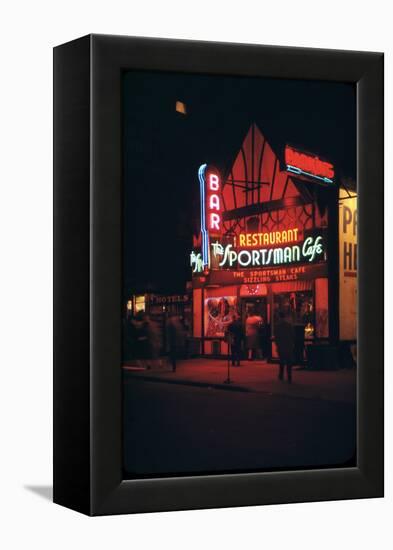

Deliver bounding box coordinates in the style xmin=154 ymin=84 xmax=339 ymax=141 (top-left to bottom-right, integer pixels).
xmin=190 ymin=164 xmax=326 ymax=274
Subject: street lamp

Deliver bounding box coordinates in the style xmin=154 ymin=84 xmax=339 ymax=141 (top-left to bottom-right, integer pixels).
xmin=223 ymin=337 xmax=232 ymax=385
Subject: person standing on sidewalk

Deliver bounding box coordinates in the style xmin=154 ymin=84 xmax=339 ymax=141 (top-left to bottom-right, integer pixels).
xmin=245 ymin=308 xmax=262 ymax=360
xmin=275 ymin=310 xmax=295 ymax=383
xmin=226 ymin=314 xmax=244 ymax=366
xmin=132 ymin=311 xmax=149 ymax=369
xmin=166 ymin=314 xmax=185 ymax=372
xmin=144 ymin=314 xmax=162 ymax=369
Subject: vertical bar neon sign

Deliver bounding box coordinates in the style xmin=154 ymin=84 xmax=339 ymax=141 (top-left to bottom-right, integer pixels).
xmin=199 ymin=164 xmax=221 ymax=268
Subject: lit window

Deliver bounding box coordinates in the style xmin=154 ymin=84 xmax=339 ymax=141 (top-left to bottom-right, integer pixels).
xmin=135 ymin=295 xmax=146 ymax=313
xmin=175 ymin=100 xmax=187 ymax=115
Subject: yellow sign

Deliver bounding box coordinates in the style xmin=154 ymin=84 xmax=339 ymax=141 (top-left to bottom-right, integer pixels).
xmin=236 ymin=228 xmax=299 ymax=247
xmin=339 ymin=194 xmax=357 ymax=340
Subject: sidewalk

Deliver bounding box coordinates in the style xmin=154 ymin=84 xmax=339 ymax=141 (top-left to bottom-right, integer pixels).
xmin=123 ymin=358 xmax=356 ymax=403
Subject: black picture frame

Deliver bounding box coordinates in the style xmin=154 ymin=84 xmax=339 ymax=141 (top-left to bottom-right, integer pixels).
xmin=53 ymin=34 xmax=384 ymax=516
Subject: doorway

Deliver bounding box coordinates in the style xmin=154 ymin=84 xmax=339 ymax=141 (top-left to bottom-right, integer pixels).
xmin=240 ymin=297 xmax=267 ymax=323
xmin=240 ymin=297 xmax=270 ymax=360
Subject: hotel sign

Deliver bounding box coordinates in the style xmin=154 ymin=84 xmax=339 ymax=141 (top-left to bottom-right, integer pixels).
xmin=149 ymin=294 xmax=189 ymax=305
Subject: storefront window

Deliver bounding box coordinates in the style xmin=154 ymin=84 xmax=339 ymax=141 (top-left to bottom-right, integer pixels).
xmin=134 ymin=295 xmax=146 ymax=314
xmin=204 ymin=296 xmax=237 ymax=337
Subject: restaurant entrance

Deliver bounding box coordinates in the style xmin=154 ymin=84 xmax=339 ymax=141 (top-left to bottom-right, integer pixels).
xmin=240 ymin=296 xmax=270 ymax=360
xmin=240 ymin=297 xmax=267 ymax=325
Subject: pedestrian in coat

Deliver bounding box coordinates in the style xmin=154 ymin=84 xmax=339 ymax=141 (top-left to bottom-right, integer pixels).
xmin=144 ymin=315 xmax=162 ymax=369
xmin=275 ymin=311 xmax=295 ymax=383
xmin=226 ymin=314 xmax=244 ymax=366
xmin=245 ymin=309 xmax=262 ymax=360
xmin=132 ymin=311 xmax=149 ymax=368
xmin=166 ymin=314 xmax=185 ymax=372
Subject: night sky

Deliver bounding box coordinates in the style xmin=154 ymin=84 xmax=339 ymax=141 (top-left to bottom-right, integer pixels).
xmin=123 ymin=71 xmax=356 ymax=295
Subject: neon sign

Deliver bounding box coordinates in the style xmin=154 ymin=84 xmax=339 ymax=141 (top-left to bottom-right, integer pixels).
xmin=236 ymin=229 xmax=300 ymax=248
xmin=212 ymin=235 xmax=324 ymax=268
xmin=199 ymin=163 xmax=222 ymax=267
xmin=206 ymin=168 xmax=221 ymax=234
xmin=285 ymin=146 xmax=334 ymax=184
xmin=190 ymin=250 xmax=203 ymax=273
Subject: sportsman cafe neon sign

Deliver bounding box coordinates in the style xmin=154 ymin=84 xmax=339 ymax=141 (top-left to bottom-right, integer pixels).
xmin=191 ymin=163 xmax=326 ymax=274
xmin=212 ymin=235 xmax=324 ymax=268
xmin=191 ymin=231 xmax=325 ymax=273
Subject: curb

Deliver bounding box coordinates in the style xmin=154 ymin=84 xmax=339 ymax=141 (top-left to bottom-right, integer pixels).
xmin=123 ymin=372 xmax=253 ymax=393
xmin=123 ymin=370 xmax=356 ymax=404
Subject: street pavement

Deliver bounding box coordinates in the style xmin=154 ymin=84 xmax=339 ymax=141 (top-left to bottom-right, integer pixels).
xmin=123 ymin=357 xmax=356 ymax=403
xmin=123 ymin=378 xmax=356 ymax=477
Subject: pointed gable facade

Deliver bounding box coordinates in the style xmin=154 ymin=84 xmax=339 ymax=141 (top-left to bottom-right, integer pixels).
xmin=221 ymin=123 xmax=316 ymax=237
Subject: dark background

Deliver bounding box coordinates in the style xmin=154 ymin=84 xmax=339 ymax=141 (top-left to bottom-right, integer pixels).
xmin=123 ymin=71 xmax=356 ymax=295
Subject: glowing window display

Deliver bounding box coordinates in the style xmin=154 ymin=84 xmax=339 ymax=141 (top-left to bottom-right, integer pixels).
xmin=204 ymin=296 xmax=237 ymax=337
xmin=134 ymin=295 xmax=146 ymax=313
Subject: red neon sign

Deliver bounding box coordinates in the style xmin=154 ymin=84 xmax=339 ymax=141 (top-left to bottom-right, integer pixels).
xmin=285 ymin=146 xmax=334 ymax=181
xmin=205 ymin=167 xmax=221 ymax=236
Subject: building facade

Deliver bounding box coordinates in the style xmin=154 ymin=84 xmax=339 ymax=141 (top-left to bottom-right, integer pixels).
xmin=190 ymin=123 xmax=357 ymax=363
